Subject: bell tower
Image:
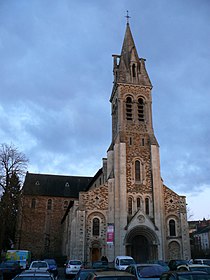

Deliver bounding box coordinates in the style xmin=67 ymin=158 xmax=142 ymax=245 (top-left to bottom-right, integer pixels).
xmin=107 ymin=21 xmax=165 ymax=261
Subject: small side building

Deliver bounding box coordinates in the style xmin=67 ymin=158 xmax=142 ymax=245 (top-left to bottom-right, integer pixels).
xmin=16 ymin=172 xmax=92 ymax=260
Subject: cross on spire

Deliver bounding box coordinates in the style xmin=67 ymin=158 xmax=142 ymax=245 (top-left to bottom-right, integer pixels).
xmin=125 ymin=10 xmax=131 ymax=24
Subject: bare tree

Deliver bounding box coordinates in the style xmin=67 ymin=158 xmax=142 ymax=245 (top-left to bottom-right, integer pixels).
xmin=0 ymin=143 xmax=28 ymax=253
xmin=0 ymin=143 xmax=28 ymax=192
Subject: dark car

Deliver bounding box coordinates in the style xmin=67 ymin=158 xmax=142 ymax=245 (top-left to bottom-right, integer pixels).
xmin=86 ymin=270 xmax=137 ymax=280
xmin=168 ymin=260 xmax=190 ymax=271
xmin=160 ymin=271 xmax=210 ymax=280
xmin=74 ymin=268 xmax=99 ymax=280
xmin=91 ymin=261 xmax=109 ymax=270
xmin=0 ymin=260 xmax=22 ymax=280
xmin=13 ymin=269 xmax=54 ymax=280
xmin=125 ymin=263 xmax=167 ymax=280
xmin=146 ymin=260 xmax=169 ymax=271
xmin=43 ymin=259 xmax=58 ymax=279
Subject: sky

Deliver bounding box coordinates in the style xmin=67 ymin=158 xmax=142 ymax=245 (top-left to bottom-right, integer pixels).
xmin=0 ymin=0 xmax=210 ymax=221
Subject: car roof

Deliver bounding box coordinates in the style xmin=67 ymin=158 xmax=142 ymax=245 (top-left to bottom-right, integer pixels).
xmin=128 ymin=263 xmax=162 ymax=267
xmin=163 ymin=271 xmax=208 ymax=275
xmin=21 ymin=270 xmax=50 ymax=274
xmin=115 ymin=256 xmax=133 ymax=259
xmin=16 ymin=270 xmax=52 ymax=277
xmin=90 ymin=270 xmax=136 ymax=276
xmin=178 ymin=264 xmax=210 ymax=267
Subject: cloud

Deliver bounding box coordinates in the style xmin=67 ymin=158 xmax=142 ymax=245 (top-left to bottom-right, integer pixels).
xmin=0 ymin=0 xmax=210 ymax=219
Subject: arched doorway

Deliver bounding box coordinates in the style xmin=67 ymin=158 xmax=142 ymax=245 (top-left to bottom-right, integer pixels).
xmin=125 ymin=226 xmax=159 ymax=263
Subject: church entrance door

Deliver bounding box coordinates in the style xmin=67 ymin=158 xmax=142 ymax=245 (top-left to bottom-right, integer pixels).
xmin=131 ymin=235 xmax=149 ymax=263
xmin=91 ymin=247 xmax=100 ymax=262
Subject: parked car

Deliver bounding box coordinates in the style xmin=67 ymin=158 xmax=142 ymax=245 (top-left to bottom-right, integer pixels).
xmin=0 ymin=260 xmax=22 ymax=279
xmin=168 ymin=260 xmax=190 ymax=271
xmin=43 ymin=259 xmax=58 ymax=279
xmin=125 ymin=263 xmax=167 ymax=280
xmin=29 ymin=261 xmax=49 ymax=272
xmin=86 ymin=270 xmax=137 ymax=280
xmin=91 ymin=261 xmax=109 ymax=270
xmin=193 ymin=259 xmax=210 ymax=266
xmin=160 ymin=271 xmax=210 ymax=280
xmin=177 ymin=264 xmax=210 ymax=274
xmin=114 ymin=256 xmax=135 ymax=271
xmin=74 ymin=268 xmax=100 ymax=280
xmin=146 ymin=260 xmax=169 ymax=271
xmin=13 ymin=269 xmax=54 ymax=280
xmin=65 ymin=260 xmax=83 ymax=278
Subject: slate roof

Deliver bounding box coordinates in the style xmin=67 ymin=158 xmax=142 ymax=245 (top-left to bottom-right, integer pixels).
xmin=22 ymin=172 xmax=93 ymax=198
xmin=196 ymin=225 xmax=210 ymax=234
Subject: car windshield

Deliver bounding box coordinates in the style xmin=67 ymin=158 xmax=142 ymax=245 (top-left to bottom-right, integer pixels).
xmin=69 ymin=261 xmax=82 ymax=265
xmin=92 ymin=262 xmax=109 ymax=268
xmin=120 ymin=259 xmax=135 ymax=265
xmin=137 ymin=266 xmax=166 ymax=277
xmin=31 ymin=263 xmax=47 ymax=268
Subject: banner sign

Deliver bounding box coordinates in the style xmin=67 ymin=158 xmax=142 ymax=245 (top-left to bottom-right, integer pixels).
xmin=107 ymin=223 xmax=114 ymax=244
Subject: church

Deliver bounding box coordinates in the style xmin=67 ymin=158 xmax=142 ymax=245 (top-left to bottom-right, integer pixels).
xmin=16 ymin=21 xmax=191 ymax=264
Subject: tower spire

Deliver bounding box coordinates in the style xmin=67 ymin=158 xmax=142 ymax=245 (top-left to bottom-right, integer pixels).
xmin=112 ymin=20 xmax=152 ymax=87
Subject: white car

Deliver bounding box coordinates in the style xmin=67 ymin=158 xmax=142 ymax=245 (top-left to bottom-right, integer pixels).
xmin=29 ymin=261 xmax=49 ymax=272
xmin=177 ymin=264 xmax=210 ymax=274
xmin=65 ymin=260 xmax=83 ymax=278
xmin=114 ymin=256 xmax=135 ymax=270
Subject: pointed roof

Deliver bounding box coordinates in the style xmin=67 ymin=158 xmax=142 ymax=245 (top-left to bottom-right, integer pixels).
xmin=120 ymin=23 xmax=139 ymax=70
xmin=114 ymin=22 xmax=152 ymax=87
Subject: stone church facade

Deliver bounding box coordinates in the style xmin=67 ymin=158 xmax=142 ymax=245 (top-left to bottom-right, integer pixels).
xmin=17 ymin=22 xmax=191 ymax=263
xmin=62 ymin=23 xmax=191 ymax=264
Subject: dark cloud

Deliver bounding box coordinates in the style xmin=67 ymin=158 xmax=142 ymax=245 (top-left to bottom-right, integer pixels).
xmin=0 ymin=0 xmax=210 ymax=220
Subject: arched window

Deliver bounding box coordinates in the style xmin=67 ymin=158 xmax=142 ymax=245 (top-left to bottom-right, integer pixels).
xmin=92 ymin=218 xmax=100 ymax=236
xmin=128 ymin=197 xmax=132 ymax=215
xmin=135 ymin=160 xmax=141 ymax=181
xmin=47 ymin=199 xmax=52 ymax=210
xmin=126 ymin=97 xmax=133 ymax=121
xmin=31 ymin=198 xmax=36 ymax=209
xmin=132 ymin=64 xmax=136 ymax=77
xmin=138 ymin=98 xmax=144 ymax=122
xmin=169 ymin=219 xmax=176 ymax=236
xmin=137 ymin=197 xmax=141 ymax=210
xmin=145 ymin=198 xmax=149 ymax=215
